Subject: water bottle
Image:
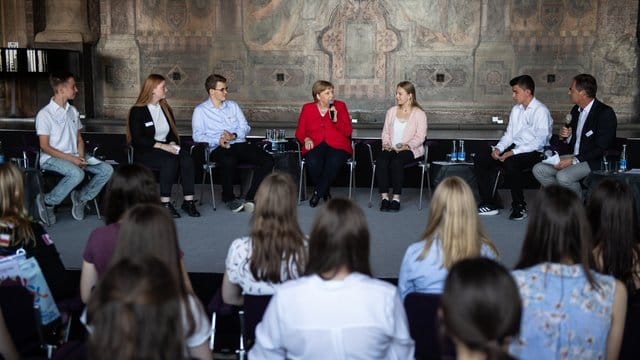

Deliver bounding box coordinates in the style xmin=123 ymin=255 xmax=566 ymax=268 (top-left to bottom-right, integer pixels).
xmin=451 ymin=140 xmax=458 ymax=162
xmin=0 ymin=140 xmax=4 ymax=164
xmin=619 ymin=144 xmax=627 ymax=172
xmin=458 ymin=140 xmax=466 ymax=162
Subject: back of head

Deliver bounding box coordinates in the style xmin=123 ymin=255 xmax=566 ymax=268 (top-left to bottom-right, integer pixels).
xmin=113 ymin=204 xmax=182 ymax=281
xmin=587 ymin=179 xmax=640 ymax=291
xmin=442 ymin=257 xmax=521 ymax=360
xmin=305 ymin=198 xmax=371 ymax=278
xmin=516 ymin=186 xmax=594 ymax=282
xmin=103 ymin=164 xmax=159 ymax=224
xmin=0 ymin=163 xmax=35 ymax=246
xmin=420 ymin=176 xmax=496 ymax=267
xmin=0 ymin=163 xmax=24 ymax=218
xmin=87 ymin=257 xmax=184 ymax=360
xmin=250 ymin=172 xmax=306 ymax=283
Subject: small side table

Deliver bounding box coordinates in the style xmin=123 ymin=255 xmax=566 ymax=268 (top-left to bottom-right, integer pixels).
xmin=430 ymin=161 xmax=480 ymax=201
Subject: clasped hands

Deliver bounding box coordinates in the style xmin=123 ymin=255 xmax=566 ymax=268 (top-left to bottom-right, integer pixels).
xmin=491 ymin=149 xmax=513 ymax=162
xmin=219 ymin=130 xmax=237 ymax=149
xmin=158 ymin=142 xmax=180 ymax=155
xmin=383 ymin=143 xmax=409 ymax=152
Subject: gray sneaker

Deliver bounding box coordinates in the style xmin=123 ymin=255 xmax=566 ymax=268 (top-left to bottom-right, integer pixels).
xmin=71 ymin=190 xmax=87 ymax=220
xmin=36 ymin=193 xmax=56 ymax=225
xmin=226 ymin=199 xmax=245 ymax=213
xmin=243 ymin=201 xmax=255 ymax=213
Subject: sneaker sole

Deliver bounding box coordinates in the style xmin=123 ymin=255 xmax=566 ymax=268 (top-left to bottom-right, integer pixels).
xmin=230 ymin=205 xmax=244 ymax=213
xmin=478 ymin=210 xmax=499 ymax=216
xmin=510 ymin=214 xmax=528 ymax=221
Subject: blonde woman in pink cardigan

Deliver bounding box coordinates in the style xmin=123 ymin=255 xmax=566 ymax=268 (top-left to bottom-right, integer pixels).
xmin=377 ymin=81 xmax=428 ymax=212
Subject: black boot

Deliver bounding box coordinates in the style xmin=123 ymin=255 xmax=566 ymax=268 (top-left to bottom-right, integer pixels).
xmin=181 ymin=199 xmax=201 ymax=217
xmin=162 ymin=202 xmax=181 ymax=218
xmin=309 ymin=191 xmax=320 ymax=208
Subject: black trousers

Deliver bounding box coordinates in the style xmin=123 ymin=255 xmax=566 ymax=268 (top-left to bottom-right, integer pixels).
xmin=474 ymin=148 xmax=541 ymax=205
xmin=136 ymin=147 xmax=195 ymax=198
xmin=304 ymin=142 xmax=350 ymax=198
xmin=211 ymin=142 xmax=274 ymax=202
xmin=376 ymin=150 xmax=415 ymax=195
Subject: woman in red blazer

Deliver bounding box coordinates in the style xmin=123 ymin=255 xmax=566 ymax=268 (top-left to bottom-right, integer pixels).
xmin=295 ymin=80 xmax=353 ymax=207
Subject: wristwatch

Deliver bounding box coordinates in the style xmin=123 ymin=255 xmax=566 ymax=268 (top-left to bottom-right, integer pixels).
xmin=571 ymin=157 xmax=579 ymax=165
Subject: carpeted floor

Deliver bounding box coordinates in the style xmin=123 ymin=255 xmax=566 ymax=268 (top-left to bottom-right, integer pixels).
xmin=48 ymin=186 xmax=532 ymax=278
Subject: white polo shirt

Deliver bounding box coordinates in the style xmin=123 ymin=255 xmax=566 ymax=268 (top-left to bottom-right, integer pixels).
xmin=35 ymin=98 xmax=83 ymax=164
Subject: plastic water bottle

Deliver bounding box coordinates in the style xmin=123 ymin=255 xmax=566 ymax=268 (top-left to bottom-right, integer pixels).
xmin=619 ymin=144 xmax=627 ymax=172
xmin=0 ymin=140 xmax=4 ymax=164
xmin=458 ymin=140 xmax=466 ymax=162
xmin=451 ymin=140 xmax=458 ymax=162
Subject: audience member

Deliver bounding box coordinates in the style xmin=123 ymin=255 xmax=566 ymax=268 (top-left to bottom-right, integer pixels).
xmin=475 ymin=75 xmax=552 ymax=220
xmin=251 ymin=198 xmax=414 ymax=359
xmin=108 ymin=204 xmax=211 ymax=360
xmin=398 ymin=176 xmax=498 ymax=298
xmin=295 ymin=80 xmax=353 ymax=207
xmin=222 ymin=172 xmax=307 ymax=305
xmin=510 ymin=185 xmax=626 ymax=359
xmin=0 ymin=162 xmax=73 ymax=301
xmin=533 ymin=74 xmax=617 ymax=197
xmin=79 ymin=164 xmax=159 ymax=303
xmin=377 ymin=81 xmax=427 ymax=212
xmin=87 ymin=257 xmax=186 ymax=360
xmin=587 ymin=178 xmax=640 ymax=301
xmin=442 ymin=258 xmax=521 ymax=360
xmin=127 ymin=73 xmax=200 ymax=218
xmin=35 ymin=71 xmax=113 ymax=223
xmin=192 ymin=73 xmax=273 ymax=213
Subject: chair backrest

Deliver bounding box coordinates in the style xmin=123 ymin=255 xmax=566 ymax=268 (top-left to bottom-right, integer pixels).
xmin=403 ymin=292 xmax=455 ymax=360
xmin=0 ymin=286 xmax=43 ymax=357
xmin=243 ymin=294 xmax=273 ymax=349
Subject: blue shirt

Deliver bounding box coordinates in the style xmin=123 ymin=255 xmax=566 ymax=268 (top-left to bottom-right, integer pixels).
xmin=397 ymin=238 xmax=498 ymax=298
xmin=510 ymin=263 xmax=616 ymax=360
xmin=192 ymin=99 xmax=251 ymax=150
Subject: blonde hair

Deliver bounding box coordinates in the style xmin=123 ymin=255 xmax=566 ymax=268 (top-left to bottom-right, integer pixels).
xmin=0 ymin=163 xmax=36 ymax=247
xmin=418 ymin=176 xmax=498 ymax=268
xmin=311 ymin=80 xmax=333 ymax=101
xmin=126 ymin=74 xmax=180 ymax=145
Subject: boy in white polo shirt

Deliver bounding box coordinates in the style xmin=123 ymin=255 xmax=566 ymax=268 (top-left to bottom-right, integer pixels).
xmin=35 ymin=71 xmax=113 ymax=224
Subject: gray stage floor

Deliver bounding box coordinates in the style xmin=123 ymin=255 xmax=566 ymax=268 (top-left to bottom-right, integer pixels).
xmin=47 ymin=186 xmax=532 ymax=278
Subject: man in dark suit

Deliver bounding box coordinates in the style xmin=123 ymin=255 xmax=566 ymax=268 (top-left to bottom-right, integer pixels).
xmin=533 ymin=74 xmax=617 ymax=197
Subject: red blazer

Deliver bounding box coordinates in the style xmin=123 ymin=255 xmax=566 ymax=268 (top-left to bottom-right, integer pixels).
xmin=295 ymin=100 xmax=353 ymax=157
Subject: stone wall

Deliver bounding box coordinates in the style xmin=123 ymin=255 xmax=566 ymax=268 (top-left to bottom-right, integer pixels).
xmin=4 ymin=0 xmax=640 ymax=125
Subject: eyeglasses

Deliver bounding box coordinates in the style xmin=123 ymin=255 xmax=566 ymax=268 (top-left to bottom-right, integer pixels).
xmin=214 ymin=87 xmax=229 ymax=92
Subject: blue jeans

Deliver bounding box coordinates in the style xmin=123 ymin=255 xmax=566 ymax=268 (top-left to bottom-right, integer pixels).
xmin=41 ymin=157 xmax=113 ymax=205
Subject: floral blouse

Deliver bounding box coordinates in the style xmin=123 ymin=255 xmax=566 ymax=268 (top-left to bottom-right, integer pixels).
xmin=510 ymin=263 xmax=616 ymax=360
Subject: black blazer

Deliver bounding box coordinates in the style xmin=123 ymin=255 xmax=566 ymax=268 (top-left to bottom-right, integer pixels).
xmin=566 ymin=99 xmax=617 ymax=170
xmin=128 ymin=105 xmax=180 ymax=155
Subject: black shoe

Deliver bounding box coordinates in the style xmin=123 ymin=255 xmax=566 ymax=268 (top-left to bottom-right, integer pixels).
xmin=509 ymin=203 xmax=527 ymax=221
xmin=181 ymin=200 xmax=201 ymax=217
xmin=323 ymin=192 xmax=332 ymax=202
xmin=389 ymin=199 xmax=401 ymax=212
xmin=309 ymin=191 xmax=320 ymax=208
xmin=162 ymin=202 xmax=181 ymax=218
xmin=380 ymin=198 xmax=390 ymax=212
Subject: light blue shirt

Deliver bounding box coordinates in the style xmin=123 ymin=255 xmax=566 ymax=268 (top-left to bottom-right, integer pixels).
xmin=397 ymin=238 xmax=498 ymax=299
xmin=192 ymin=99 xmax=251 ymax=150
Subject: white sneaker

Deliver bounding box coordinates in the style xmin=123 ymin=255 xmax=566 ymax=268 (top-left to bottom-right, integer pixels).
xmin=71 ymin=190 xmax=87 ymax=220
xmin=243 ymin=201 xmax=255 ymax=213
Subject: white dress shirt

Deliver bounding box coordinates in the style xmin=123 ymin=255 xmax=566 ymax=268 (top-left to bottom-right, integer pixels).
xmin=250 ymin=273 xmax=415 ymax=359
xmin=494 ymin=97 xmax=553 ymax=155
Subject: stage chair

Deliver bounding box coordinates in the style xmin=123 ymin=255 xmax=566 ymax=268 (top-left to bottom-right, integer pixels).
xmin=403 ymin=292 xmax=455 ymax=360
xmin=297 ymin=140 xmax=357 ymax=204
xmin=242 ymin=294 xmax=273 ymax=350
xmin=365 ymin=139 xmax=432 ymax=210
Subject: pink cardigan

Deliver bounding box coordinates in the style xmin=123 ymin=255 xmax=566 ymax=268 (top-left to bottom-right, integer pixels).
xmin=381 ymin=106 xmax=428 ymax=158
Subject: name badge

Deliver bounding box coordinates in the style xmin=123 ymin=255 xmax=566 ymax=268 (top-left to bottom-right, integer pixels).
xmin=585 ymin=130 xmax=593 ymax=137
xmin=144 ymin=121 xmax=154 ymax=127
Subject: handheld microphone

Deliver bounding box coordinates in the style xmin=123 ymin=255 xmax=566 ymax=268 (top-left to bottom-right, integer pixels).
xmin=329 ymin=100 xmax=335 ymax=121
xmin=564 ymin=114 xmax=572 ymax=128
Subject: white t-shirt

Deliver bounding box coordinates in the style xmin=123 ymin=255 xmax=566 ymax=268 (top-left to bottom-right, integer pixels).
xmin=147 ymin=103 xmax=170 ymax=142
xmin=35 ymin=98 xmax=83 ymax=164
xmin=392 ymin=117 xmax=407 ymax=148
xmin=225 ymin=236 xmax=304 ymax=295
xmin=250 ymin=273 xmax=415 ymax=359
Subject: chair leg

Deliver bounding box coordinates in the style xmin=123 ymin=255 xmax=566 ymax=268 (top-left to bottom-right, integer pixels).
xmin=209 ymin=167 xmax=216 ymax=211
xmin=93 ymin=199 xmax=102 ymax=220
xmin=200 ymin=171 xmax=206 ymax=206
xmin=491 ymin=169 xmax=502 ymax=199
xmin=419 ymin=164 xmax=427 ymax=211
xmin=298 ymin=162 xmax=305 ymax=205
xmin=368 ymin=165 xmax=376 ymax=208
xmin=348 ymin=163 xmax=354 ymax=199
xmin=426 ymin=165 xmax=432 ymax=198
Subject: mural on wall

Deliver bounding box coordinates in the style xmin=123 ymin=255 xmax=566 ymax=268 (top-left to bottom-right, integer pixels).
xmin=320 ymin=0 xmax=399 ymax=99
xmin=242 ymin=0 xmax=305 ymax=50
